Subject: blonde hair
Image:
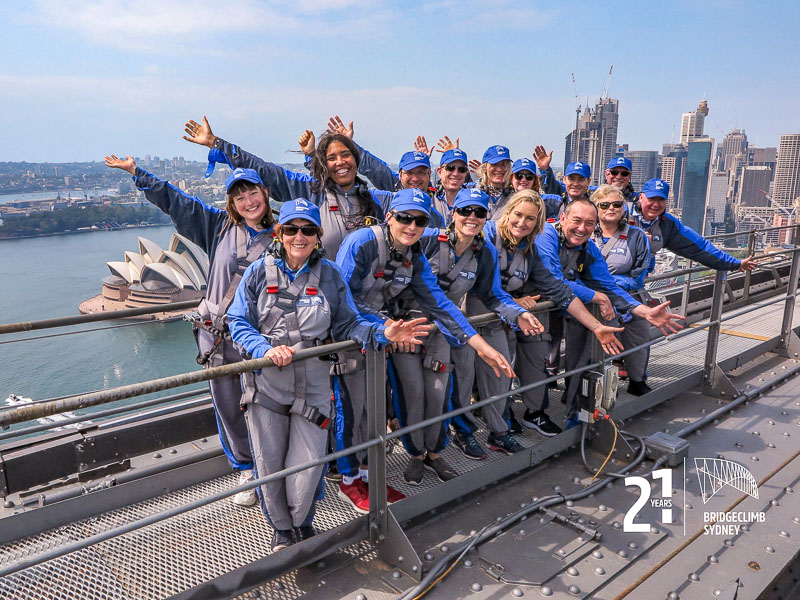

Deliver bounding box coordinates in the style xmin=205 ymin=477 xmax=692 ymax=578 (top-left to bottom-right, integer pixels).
xmin=497 ymin=190 xmax=546 ymax=254
xmin=590 ymin=184 xmax=625 ymax=206
xmin=478 ymin=161 xmax=512 ymax=191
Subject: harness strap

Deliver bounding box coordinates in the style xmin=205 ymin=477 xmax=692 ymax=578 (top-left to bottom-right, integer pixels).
xmin=599 ymin=222 xmax=629 ymax=259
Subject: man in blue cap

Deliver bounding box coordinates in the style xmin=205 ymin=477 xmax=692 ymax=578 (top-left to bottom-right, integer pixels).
xmin=539 ymin=161 xmax=595 ymax=220
xmin=434 ymin=148 xmax=470 ymax=223
xmin=629 ymin=179 xmax=755 ymax=273
xmin=605 ymin=156 xmax=637 ymax=209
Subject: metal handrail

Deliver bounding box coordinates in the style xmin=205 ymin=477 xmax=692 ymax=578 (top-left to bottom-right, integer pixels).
xmin=706 ymin=222 xmax=799 ymax=241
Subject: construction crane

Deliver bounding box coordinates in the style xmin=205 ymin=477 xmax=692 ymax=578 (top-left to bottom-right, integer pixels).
xmin=601 ymin=64 xmax=613 ymax=100
xmin=571 ymin=73 xmax=581 ymax=164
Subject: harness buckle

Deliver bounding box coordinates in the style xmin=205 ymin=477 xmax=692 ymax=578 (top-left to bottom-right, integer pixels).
xmin=267 ymin=285 xmax=279 ymax=294
xmin=438 ymin=233 xmax=448 ymax=242
xmin=374 ymin=270 xmax=385 ymax=278
xmin=329 ymin=204 xmax=339 ymax=211
xmin=301 ymin=405 xmax=331 ymax=429
xmin=306 ymin=286 xmax=318 ymax=296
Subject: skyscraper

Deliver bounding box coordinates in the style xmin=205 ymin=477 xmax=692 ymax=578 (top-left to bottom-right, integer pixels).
xmin=563 ymin=98 xmax=620 ymax=185
xmin=748 ymin=147 xmax=777 ymax=170
xmin=772 ymin=134 xmax=800 ymax=208
xmin=705 ymin=172 xmax=729 ymax=235
xmin=738 ymin=166 xmax=773 ymax=207
xmin=661 ymin=144 xmax=688 ymax=209
xmin=721 ymin=129 xmax=748 ymax=172
xmin=679 ymin=99 xmax=709 ymax=144
xmin=682 ymin=138 xmax=715 ymax=234
xmin=625 ymin=151 xmax=658 ymax=191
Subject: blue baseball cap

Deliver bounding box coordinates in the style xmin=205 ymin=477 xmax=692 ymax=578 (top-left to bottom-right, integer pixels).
xmin=440 ymin=148 xmax=468 ymax=166
xmin=512 ymin=158 xmax=536 ymax=174
xmin=642 ymin=178 xmax=670 ymax=199
xmin=399 ymin=151 xmax=431 ymax=171
xmin=564 ymin=161 xmax=591 ymax=178
xmin=453 ymin=188 xmax=490 ymax=211
xmin=225 ymin=168 xmax=263 ymax=192
xmin=278 ymin=198 xmax=321 ymax=226
xmin=482 ymin=145 xmax=511 ymax=164
xmin=606 ymin=156 xmax=632 ymax=171
xmin=389 ymin=188 xmax=431 ymax=215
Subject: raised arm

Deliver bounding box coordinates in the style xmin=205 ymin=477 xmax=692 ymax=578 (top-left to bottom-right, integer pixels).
xmin=183 ymin=115 xmax=313 ymax=202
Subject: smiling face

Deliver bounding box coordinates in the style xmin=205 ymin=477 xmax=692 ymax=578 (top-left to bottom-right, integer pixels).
xmin=387 ymin=209 xmax=427 ymax=248
xmin=325 ymin=140 xmax=357 ymax=191
xmin=605 ymin=167 xmax=631 ymax=189
xmin=640 ymin=193 xmax=667 ymax=221
xmin=487 ymin=160 xmax=511 ymax=187
xmin=452 ymin=205 xmax=487 ymax=241
xmin=512 ymin=170 xmax=536 ymax=191
xmin=559 ymin=201 xmax=598 ymax=247
xmin=399 ymin=166 xmax=432 ymax=191
xmin=278 ymin=218 xmax=319 ymax=268
xmin=506 ymin=200 xmax=540 ymax=241
xmin=564 ymin=174 xmax=590 ymax=199
xmin=437 ymin=161 xmax=468 ymax=192
xmin=230 ymin=185 xmax=269 ymax=229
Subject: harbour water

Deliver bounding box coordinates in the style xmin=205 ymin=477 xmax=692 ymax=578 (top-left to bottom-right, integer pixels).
xmin=0 ymin=225 xmax=200 ymax=408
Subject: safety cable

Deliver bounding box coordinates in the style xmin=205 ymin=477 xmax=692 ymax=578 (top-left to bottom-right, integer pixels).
xmin=0 ymin=317 xmax=178 ymax=345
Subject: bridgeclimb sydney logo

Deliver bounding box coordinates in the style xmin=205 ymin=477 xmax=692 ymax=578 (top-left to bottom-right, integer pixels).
xmin=694 ymin=457 xmax=759 ymax=504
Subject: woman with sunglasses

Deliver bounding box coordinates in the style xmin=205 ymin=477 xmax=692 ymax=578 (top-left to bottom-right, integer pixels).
xmin=334 ymin=188 xmax=517 ymax=511
xmin=590 ymin=185 xmax=653 ymax=396
xmin=227 ymin=199 xmax=429 ymax=552
xmin=463 ymin=190 xmax=626 ymax=444
xmin=104 ymin=156 xmax=275 ymax=508
xmin=510 ymin=158 xmax=540 ymax=192
xmin=183 ymin=116 xmax=391 ymax=259
xmin=391 ymin=188 xmax=544 ymax=482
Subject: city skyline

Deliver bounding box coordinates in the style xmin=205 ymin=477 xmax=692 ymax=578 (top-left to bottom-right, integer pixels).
xmin=1 ymin=1 xmax=799 ymax=165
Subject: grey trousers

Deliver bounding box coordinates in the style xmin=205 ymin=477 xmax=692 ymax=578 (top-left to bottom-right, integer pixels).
xmin=197 ymin=330 xmax=251 ymax=468
xmin=615 ymin=316 xmax=651 ymax=382
xmin=245 ymin=399 xmax=330 ymax=531
xmin=507 ymin=310 xmax=552 ymax=413
xmin=472 ymin=324 xmax=513 ymax=434
xmin=388 ymin=332 xmax=451 ymax=456
xmin=562 ymin=315 xmax=592 ymax=418
xmin=334 ymin=351 xmax=368 ymax=477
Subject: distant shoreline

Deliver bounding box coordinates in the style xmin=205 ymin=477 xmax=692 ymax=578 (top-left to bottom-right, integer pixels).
xmin=0 ymin=223 xmax=171 ymax=241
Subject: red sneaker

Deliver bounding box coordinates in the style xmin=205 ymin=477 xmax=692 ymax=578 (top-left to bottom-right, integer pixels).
xmin=338 ymin=480 xmax=369 ymax=514
xmin=386 ymin=483 xmax=406 ymax=503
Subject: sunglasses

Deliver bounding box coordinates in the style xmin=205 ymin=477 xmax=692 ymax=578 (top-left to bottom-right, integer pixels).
xmin=454 ymin=206 xmax=488 ymax=219
xmin=392 ymin=211 xmax=430 ymax=227
xmin=443 ymin=164 xmax=468 ymax=173
xmin=281 ymin=224 xmax=320 ymax=236
xmin=514 ymin=172 xmax=535 ymax=181
xmin=609 ymin=170 xmax=630 ymax=177
xmin=597 ymin=201 xmax=625 ymax=210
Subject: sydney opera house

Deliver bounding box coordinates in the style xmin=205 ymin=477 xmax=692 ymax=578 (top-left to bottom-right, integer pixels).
xmin=101 ymin=234 xmax=208 ymax=308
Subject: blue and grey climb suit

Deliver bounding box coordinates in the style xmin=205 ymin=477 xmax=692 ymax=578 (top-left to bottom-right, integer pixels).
xmin=628 ymin=211 xmax=742 ymax=272
xmin=592 ymin=223 xmax=652 ymax=382
xmin=227 ymin=253 xmax=390 ymax=531
xmin=335 ymin=225 xmax=477 ymax=476
xmin=206 ymin=138 xmax=393 ymax=259
xmin=133 ymin=168 xmax=270 ymax=469
xmin=536 ymin=223 xmax=642 ymax=418
xmin=391 ymin=228 xmax=526 ymax=454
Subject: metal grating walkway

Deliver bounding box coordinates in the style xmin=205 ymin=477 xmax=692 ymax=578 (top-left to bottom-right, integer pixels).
xmin=1 ymin=296 xmax=799 ymax=599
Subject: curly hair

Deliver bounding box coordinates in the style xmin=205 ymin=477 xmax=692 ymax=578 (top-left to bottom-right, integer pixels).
xmin=310 ymin=133 xmax=377 ymax=219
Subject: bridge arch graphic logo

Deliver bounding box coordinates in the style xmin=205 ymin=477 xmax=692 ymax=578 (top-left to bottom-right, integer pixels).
xmin=694 ymin=458 xmax=759 ymax=504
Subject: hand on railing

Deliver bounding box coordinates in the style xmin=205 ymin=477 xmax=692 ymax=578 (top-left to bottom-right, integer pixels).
xmin=739 ymin=255 xmax=756 ymax=271
xmin=517 ymin=312 xmax=544 ymax=336
xmin=590 ymin=292 xmax=615 ymax=321
xmin=266 ymin=345 xmax=296 ymax=367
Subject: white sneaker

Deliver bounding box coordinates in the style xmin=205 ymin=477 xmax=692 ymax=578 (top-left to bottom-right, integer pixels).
xmin=232 ymin=470 xmax=258 ymax=507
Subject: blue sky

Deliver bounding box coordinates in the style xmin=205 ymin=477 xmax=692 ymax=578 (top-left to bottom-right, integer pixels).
xmin=1 ymin=0 xmax=798 ymax=166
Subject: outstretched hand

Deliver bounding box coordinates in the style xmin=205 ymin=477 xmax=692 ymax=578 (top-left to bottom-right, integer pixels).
xmin=468 ymin=158 xmax=482 ymax=174
xmin=739 ymin=255 xmax=756 ymax=271
xmin=593 ymin=324 xmax=625 ymax=355
xmin=104 ymin=154 xmax=136 ymax=175
xmin=327 ymin=115 xmax=354 ymax=139
xmin=183 ymin=116 xmax=216 ymax=148
xmin=641 ymin=301 xmax=685 ymax=335
xmin=533 ymin=145 xmax=553 ymax=171
xmin=384 ymin=317 xmax=431 ymax=345
xmin=298 ymin=129 xmax=316 ymax=155
xmin=436 ymin=136 xmax=459 ymax=153
xmin=414 ymin=135 xmax=434 ymax=157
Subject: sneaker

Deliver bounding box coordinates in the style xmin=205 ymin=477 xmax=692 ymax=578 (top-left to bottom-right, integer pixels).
xmin=338 ymin=480 xmax=369 ymax=514
xmin=627 ymin=380 xmax=652 ymax=396
xmin=522 ymin=410 xmax=563 ymax=437
xmin=564 ymin=414 xmax=581 ymax=430
xmin=270 ymin=529 xmax=294 ymax=553
xmin=508 ymin=411 xmax=524 ymax=434
xmin=452 ymin=431 xmax=487 ymax=461
xmin=386 ymin=483 xmax=406 ymax=503
xmin=294 ymin=525 xmax=316 ymax=541
xmin=403 ymin=457 xmax=425 ymax=485
xmin=232 ymin=470 xmax=258 ymax=507
xmin=325 ymin=460 xmax=342 ymax=483
xmin=423 ymin=456 xmax=458 ymax=482
xmin=487 ymin=432 xmax=525 ymax=455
